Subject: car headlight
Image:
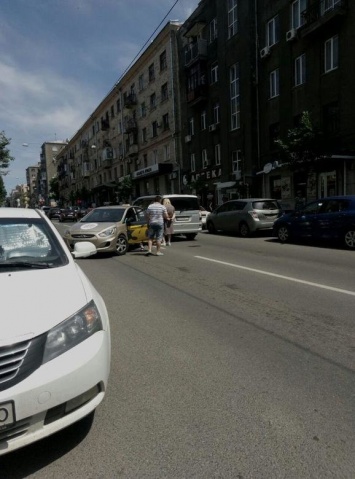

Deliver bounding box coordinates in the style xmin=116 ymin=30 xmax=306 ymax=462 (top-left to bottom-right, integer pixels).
xmin=43 ymin=300 xmax=103 ymax=363
xmin=98 ymin=226 xmax=117 ymax=238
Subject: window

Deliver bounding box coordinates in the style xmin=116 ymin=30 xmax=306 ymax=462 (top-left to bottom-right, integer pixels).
xmin=142 ymin=128 xmax=147 ymax=143
xmin=202 ymin=149 xmax=209 ymax=168
xmin=228 ymin=0 xmax=238 ymax=38
xmin=324 ymin=35 xmax=338 ymax=72
xmin=164 ymin=144 xmax=170 ymax=161
xmin=189 ymin=117 xmax=195 ymax=136
xmin=162 ymin=113 xmax=169 ymax=130
xmin=270 ymin=69 xmax=280 ymax=98
xmin=321 ymin=0 xmax=341 ymax=15
xmin=160 ymin=50 xmax=167 ymax=71
xmin=191 ymin=153 xmax=196 ymax=172
xmin=291 ymin=0 xmax=306 ymax=29
xmin=230 ymin=63 xmax=240 ymax=130
xmin=209 ymin=18 xmax=217 ymax=42
xmin=267 ymin=15 xmax=279 ymax=46
xmin=215 ymin=144 xmax=221 ymax=166
xmin=323 ymin=102 xmax=340 ymax=135
xmin=116 ymin=98 xmax=121 ymax=113
xmin=148 ymin=63 xmax=155 ymax=82
xmin=232 ymin=150 xmax=242 ymax=174
xmin=201 ymin=110 xmax=207 ymax=130
xmin=213 ymin=102 xmax=220 ymax=124
xmin=141 ymin=102 xmax=147 ymax=118
xmin=161 ymin=82 xmax=168 ymax=102
xmin=294 ymin=53 xmax=306 ymax=86
xmin=210 ymin=62 xmax=218 ymax=84
xmin=138 ymin=74 xmax=144 ymax=91
xmin=150 ymin=93 xmax=156 ymax=110
xmin=152 ymin=122 xmax=158 ymax=138
xmin=269 ymin=123 xmax=280 ymax=150
xmin=110 ymin=105 xmax=115 ymax=118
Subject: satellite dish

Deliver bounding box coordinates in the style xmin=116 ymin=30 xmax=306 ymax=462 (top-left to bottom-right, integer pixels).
xmin=263 ymin=163 xmax=273 ymax=174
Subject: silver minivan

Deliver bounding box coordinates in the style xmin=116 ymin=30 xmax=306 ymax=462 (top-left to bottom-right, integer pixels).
xmin=206 ymin=198 xmax=282 ymax=237
xmin=133 ymin=194 xmax=201 ymax=240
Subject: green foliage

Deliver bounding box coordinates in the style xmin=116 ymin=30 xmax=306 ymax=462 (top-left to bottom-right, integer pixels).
xmin=275 ymin=111 xmax=330 ymax=170
xmin=49 ymin=176 xmax=60 ymax=200
xmin=0 ymin=175 xmax=6 ymax=205
xmin=188 ymin=176 xmax=208 ymax=192
xmin=116 ymin=177 xmax=132 ymax=202
xmin=0 ymin=131 xmax=15 ymax=176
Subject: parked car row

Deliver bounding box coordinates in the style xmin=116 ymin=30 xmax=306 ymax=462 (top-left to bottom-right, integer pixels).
xmin=205 ymin=195 xmax=355 ymax=250
xmin=43 ymin=206 xmax=90 ymax=222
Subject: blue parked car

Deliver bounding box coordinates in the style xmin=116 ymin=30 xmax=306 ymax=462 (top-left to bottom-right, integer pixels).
xmin=273 ymin=195 xmax=355 ymax=249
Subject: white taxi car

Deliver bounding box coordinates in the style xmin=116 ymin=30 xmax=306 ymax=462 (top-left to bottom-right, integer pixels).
xmin=0 ymin=208 xmax=111 ymax=455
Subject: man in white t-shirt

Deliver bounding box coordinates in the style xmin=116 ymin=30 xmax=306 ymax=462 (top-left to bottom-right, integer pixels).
xmin=145 ymin=195 xmax=168 ymax=256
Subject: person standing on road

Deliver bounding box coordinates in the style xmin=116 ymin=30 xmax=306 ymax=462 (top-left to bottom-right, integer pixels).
xmin=145 ymin=195 xmax=168 ymax=256
xmin=162 ymin=198 xmax=175 ymax=246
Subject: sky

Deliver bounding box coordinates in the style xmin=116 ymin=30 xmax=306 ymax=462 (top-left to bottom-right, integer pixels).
xmin=0 ymin=0 xmax=200 ymax=193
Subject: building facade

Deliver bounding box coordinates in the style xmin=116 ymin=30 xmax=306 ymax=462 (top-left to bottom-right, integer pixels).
xmin=56 ymin=22 xmax=182 ymax=207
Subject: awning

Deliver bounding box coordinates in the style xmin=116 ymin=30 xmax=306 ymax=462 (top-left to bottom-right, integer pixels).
xmin=214 ymin=181 xmax=236 ymax=189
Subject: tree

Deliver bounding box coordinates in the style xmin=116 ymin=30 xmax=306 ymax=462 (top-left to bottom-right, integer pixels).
xmin=49 ymin=177 xmax=60 ymax=202
xmin=0 ymin=131 xmax=15 ymax=176
xmin=116 ymin=177 xmax=133 ymax=203
xmin=0 ymin=175 xmax=6 ymax=205
xmin=275 ymin=111 xmax=330 ymax=171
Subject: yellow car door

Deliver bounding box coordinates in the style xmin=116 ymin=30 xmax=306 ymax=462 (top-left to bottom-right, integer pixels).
xmin=125 ymin=207 xmax=148 ymax=244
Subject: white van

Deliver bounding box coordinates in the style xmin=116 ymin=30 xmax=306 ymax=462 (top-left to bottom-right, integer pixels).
xmin=133 ymin=194 xmax=201 ymax=240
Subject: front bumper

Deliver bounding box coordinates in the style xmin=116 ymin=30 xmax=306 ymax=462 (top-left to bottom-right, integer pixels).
xmin=0 ymin=331 xmax=110 ymax=455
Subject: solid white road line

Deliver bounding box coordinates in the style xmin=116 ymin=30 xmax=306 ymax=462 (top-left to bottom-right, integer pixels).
xmin=195 ymin=256 xmax=355 ymax=297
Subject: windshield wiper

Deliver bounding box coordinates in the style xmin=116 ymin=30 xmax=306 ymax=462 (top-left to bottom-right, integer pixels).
xmin=0 ymin=261 xmax=54 ymax=269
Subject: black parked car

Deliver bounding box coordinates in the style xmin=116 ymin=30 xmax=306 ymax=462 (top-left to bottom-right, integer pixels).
xmin=273 ymin=195 xmax=355 ymax=249
xmin=59 ymin=208 xmax=77 ymax=222
xmin=47 ymin=207 xmax=62 ymax=220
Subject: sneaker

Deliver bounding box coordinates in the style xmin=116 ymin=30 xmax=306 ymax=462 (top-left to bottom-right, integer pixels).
xmin=156 ymin=252 xmax=164 ymax=256
xmin=167 ymin=242 xmax=171 ymax=246
xmin=145 ymin=251 xmax=152 ymax=256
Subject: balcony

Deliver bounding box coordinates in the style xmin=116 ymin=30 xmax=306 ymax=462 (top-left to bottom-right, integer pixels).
xmin=184 ymin=39 xmax=207 ymax=67
xmin=187 ymin=84 xmax=208 ymax=105
xmin=124 ymin=93 xmax=137 ymax=109
xmin=127 ymin=144 xmax=138 ymax=157
xmin=301 ymin=0 xmax=348 ymax=37
xmin=124 ymin=118 xmax=138 ymax=133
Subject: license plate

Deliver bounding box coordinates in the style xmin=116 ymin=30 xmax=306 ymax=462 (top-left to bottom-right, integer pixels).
xmin=176 ymin=217 xmax=189 ymax=222
xmin=0 ymin=401 xmax=16 ymax=430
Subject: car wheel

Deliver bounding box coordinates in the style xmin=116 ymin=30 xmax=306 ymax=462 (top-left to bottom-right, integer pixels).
xmin=239 ymin=222 xmax=250 ymax=237
xmin=344 ymin=229 xmax=355 ymax=249
xmin=277 ymin=225 xmax=291 ymax=243
xmin=185 ymin=233 xmax=197 ymax=240
xmin=207 ymin=221 xmax=216 ymax=234
xmin=115 ymin=235 xmax=128 ymax=255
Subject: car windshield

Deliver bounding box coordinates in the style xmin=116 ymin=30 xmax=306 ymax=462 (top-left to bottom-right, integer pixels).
xmin=80 ymin=208 xmax=125 ymax=223
xmin=0 ymin=218 xmax=69 ymax=271
xmin=170 ymin=198 xmax=199 ymax=212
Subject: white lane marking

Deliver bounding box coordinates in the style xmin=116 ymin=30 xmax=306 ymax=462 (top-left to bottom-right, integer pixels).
xmin=195 ymin=256 xmax=355 ymax=297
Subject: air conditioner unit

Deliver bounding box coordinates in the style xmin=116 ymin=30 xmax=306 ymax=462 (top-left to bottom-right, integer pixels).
xmin=185 ymin=135 xmax=192 ymax=143
xmin=286 ymin=28 xmax=297 ymax=42
xmin=260 ymin=46 xmax=271 ymax=59
xmin=208 ymin=124 xmax=217 ymax=132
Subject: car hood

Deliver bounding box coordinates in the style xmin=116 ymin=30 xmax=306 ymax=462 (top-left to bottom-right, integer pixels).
xmin=69 ymin=221 xmax=120 ymax=234
xmin=0 ymin=263 xmax=92 ymax=342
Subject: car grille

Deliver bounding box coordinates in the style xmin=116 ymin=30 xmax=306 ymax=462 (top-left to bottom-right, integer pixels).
xmin=72 ymin=234 xmax=96 ymax=239
xmin=0 ymin=335 xmax=46 ymax=392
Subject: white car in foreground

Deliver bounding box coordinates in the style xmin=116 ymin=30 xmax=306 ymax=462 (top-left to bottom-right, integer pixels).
xmin=0 ymin=208 xmax=111 ymax=455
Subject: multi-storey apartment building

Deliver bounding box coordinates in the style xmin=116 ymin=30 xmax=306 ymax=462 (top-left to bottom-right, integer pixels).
xmin=56 ymin=21 xmax=182 ymax=207
xmin=26 ymin=164 xmax=40 ymax=207
xmin=178 ymin=0 xmax=260 ymax=208
xmin=257 ymin=0 xmax=355 ymax=210
xmin=178 ymin=0 xmax=355 ymax=210
xmin=39 ymin=141 xmax=67 ymax=204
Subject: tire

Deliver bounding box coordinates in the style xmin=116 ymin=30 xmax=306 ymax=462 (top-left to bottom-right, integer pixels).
xmin=207 ymin=221 xmax=216 ymax=234
xmin=115 ymin=235 xmax=128 ymax=255
xmin=185 ymin=233 xmax=197 ymax=240
xmin=239 ymin=222 xmax=250 ymax=237
xmin=344 ymin=229 xmax=355 ymax=249
xmin=277 ymin=225 xmax=291 ymax=243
